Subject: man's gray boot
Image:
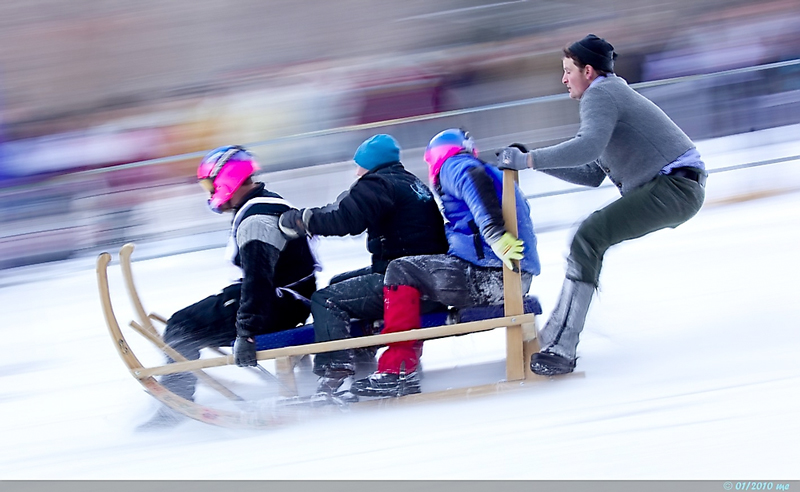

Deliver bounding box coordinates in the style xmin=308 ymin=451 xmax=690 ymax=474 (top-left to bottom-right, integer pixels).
xmin=532 ymin=277 xmax=594 ymax=376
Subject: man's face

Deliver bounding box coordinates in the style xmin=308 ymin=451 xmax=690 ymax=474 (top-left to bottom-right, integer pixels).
xmin=562 ymin=57 xmax=592 ymax=100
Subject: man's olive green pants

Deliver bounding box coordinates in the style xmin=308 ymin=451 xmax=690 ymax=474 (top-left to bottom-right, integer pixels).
xmin=568 ymin=173 xmax=706 ymax=286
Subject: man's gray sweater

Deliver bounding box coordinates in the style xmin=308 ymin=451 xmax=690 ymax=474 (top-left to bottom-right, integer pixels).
xmin=530 ymin=74 xmax=695 ymax=195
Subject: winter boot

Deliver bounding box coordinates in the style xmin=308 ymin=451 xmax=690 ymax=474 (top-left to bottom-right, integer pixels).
xmin=159 ymin=371 xmax=197 ymax=401
xmin=531 ymin=278 xmax=594 ymax=376
xmin=353 ymin=347 xmax=378 ymax=375
xmin=351 ymin=285 xmax=423 ymax=397
xmin=530 ymin=351 xmax=577 ymax=376
xmin=315 ymin=360 xmax=356 ymax=394
xmin=136 ymin=405 xmax=187 ymax=431
xmin=350 ymin=363 xmax=421 ymax=397
xmin=353 ymin=321 xmax=379 ymax=373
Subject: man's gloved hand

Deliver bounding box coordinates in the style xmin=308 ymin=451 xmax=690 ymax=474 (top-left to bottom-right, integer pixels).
xmin=489 ymin=232 xmax=525 ymax=272
xmin=233 ymin=336 xmax=257 ymax=367
xmin=496 ymin=143 xmax=531 ymax=171
xmin=278 ymin=209 xmax=308 ymax=239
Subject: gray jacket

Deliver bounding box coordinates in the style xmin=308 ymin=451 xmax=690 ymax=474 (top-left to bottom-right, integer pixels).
xmin=530 ymin=75 xmax=695 ymax=195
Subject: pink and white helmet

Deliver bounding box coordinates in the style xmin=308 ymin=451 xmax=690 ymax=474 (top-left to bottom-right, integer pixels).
xmin=197 ymin=145 xmax=259 ymax=213
xmin=423 ymin=128 xmax=477 ymax=185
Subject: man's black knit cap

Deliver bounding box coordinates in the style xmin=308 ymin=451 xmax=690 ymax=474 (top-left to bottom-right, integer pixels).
xmin=569 ymin=34 xmax=617 ymax=73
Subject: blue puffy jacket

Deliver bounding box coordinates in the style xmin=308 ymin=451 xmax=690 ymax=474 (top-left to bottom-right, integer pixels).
xmin=437 ymin=153 xmax=540 ymax=275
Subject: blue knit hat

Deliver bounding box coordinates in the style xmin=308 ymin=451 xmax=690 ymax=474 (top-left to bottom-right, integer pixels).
xmin=353 ymin=134 xmax=401 ymax=170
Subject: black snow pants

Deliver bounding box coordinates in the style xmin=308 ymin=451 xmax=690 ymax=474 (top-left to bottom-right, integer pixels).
xmin=384 ymin=254 xmax=533 ymax=309
xmin=310 ymin=267 xmax=384 ymax=375
xmin=161 ymin=282 xmax=310 ymax=400
xmin=310 ymin=266 xmax=447 ymax=376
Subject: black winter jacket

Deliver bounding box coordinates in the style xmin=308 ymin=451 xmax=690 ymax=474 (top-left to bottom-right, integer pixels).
xmin=232 ymin=184 xmax=317 ymax=336
xmin=306 ymin=162 xmax=448 ymax=273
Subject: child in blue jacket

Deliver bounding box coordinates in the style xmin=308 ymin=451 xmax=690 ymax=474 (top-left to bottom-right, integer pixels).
xmin=350 ymin=129 xmax=540 ymax=397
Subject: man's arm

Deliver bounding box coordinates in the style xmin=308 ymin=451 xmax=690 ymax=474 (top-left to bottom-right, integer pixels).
xmin=530 ymin=89 xmax=619 ymax=170
xmin=539 ymin=162 xmax=607 ymax=187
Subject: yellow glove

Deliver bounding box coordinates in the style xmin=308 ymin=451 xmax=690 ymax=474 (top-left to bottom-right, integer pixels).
xmin=489 ymin=232 xmax=524 ymax=272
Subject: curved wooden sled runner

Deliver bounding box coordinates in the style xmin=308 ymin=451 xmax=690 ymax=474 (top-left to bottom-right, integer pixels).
xmin=97 ymin=251 xmax=294 ymax=428
xmin=96 ymin=170 xmax=568 ymax=429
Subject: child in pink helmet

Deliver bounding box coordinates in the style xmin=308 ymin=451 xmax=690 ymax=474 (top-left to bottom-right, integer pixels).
xmin=139 ymin=145 xmax=317 ymax=429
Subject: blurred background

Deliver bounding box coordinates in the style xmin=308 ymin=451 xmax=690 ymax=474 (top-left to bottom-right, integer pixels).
xmin=1 ymin=0 xmax=799 ymax=270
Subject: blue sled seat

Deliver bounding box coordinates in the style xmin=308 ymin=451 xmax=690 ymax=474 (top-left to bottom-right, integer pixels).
xmin=251 ymin=295 xmax=542 ymax=352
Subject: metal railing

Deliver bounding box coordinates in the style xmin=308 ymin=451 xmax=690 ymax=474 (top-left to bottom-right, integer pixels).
xmin=4 ymin=58 xmax=798 ymax=191
xmin=1 ymin=59 xmax=799 ymax=269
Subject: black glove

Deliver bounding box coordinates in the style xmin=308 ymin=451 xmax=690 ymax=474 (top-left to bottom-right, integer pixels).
xmin=278 ymin=209 xmax=307 ymax=239
xmin=496 ymin=143 xmax=531 ymax=170
xmin=233 ymin=336 xmax=257 ymax=367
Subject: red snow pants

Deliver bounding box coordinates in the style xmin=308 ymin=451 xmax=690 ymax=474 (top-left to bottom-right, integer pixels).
xmin=376 ymin=285 xmax=423 ymax=374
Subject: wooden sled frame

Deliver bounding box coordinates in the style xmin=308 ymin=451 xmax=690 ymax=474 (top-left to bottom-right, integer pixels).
xmin=96 ymin=170 xmax=554 ymax=429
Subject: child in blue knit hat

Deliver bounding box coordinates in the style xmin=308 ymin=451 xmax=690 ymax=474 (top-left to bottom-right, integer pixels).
xmin=353 ymin=134 xmax=401 ymax=175
xmin=278 ymin=134 xmax=448 ymax=397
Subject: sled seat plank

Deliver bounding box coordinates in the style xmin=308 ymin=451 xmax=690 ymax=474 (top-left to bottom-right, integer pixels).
xmin=249 ymin=295 xmax=542 ymax=351
xmin=256 ymin=297 xmax=540 ymax=395
xmin=134 ymin=312 xmax=536 ymax=379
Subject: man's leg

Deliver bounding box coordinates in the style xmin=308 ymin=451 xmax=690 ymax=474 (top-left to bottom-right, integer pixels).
xmin=569 ymin=174 xmax=704 ymax=286
xmin=534 ymin=174 xmax=705 ymax=375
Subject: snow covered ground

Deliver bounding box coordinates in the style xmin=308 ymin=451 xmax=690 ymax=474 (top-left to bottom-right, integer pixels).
xmin=0 ymin=127 xmax=799 ymax=481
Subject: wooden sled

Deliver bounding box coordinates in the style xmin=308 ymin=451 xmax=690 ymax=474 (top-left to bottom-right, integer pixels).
xmin=96 ymin=170 xmax=563 ymax=429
